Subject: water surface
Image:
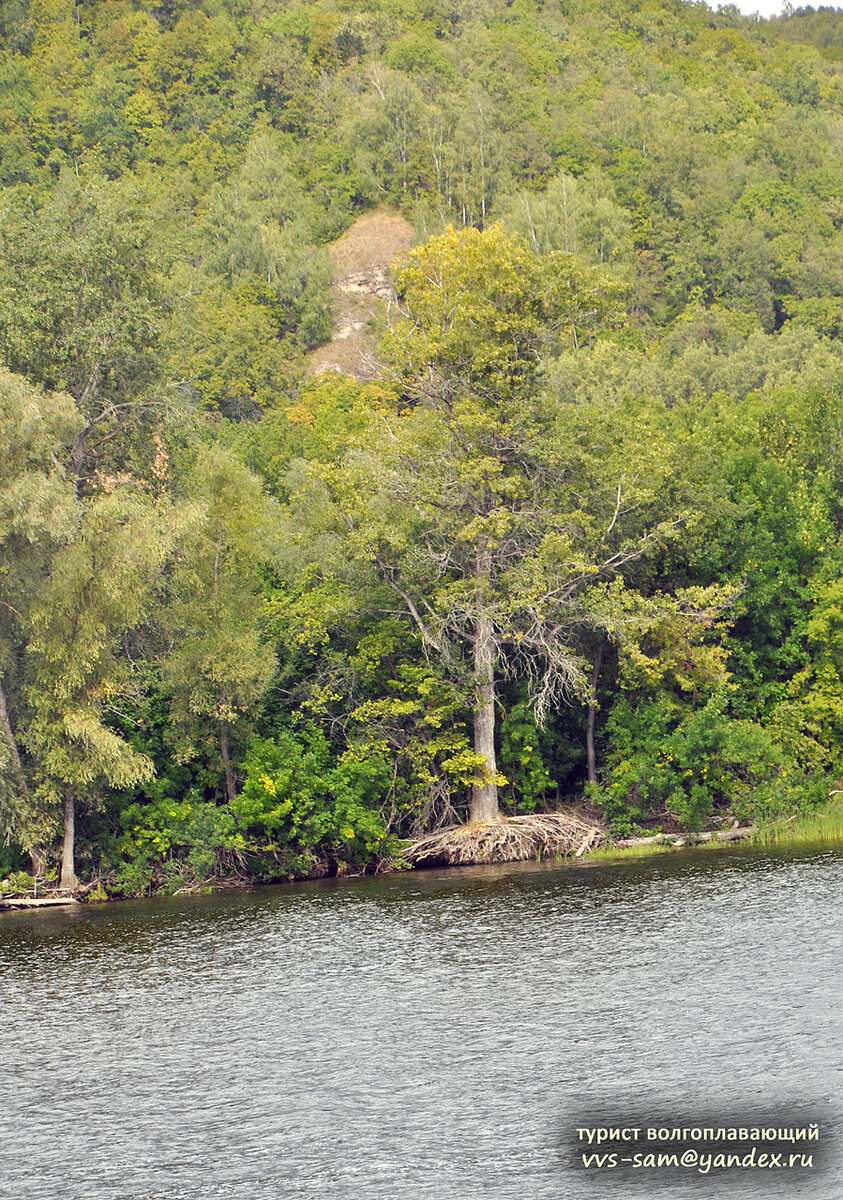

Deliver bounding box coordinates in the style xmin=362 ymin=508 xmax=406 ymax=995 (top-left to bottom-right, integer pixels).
xmin=1 ymin=843 xmax=840 ymax=1198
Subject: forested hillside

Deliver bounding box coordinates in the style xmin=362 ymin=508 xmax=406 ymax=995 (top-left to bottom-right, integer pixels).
xmin=3 ymin=0 xmax=843 ymax=893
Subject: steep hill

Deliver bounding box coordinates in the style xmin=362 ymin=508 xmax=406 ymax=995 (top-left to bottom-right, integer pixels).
xmin=3 ymin=0 xmax=843 ymax=361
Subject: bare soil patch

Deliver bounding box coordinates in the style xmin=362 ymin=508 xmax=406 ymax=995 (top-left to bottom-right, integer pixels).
xmin=308 ymin=207 xmax=414 ymax=381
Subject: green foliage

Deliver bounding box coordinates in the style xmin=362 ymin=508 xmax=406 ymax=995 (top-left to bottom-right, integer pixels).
xmin=782 ymin=578 xmax=843 ymax=762
xmin=0 ymin=169 xmax=173 ymax=407
xmin=118 ymin=794 xmax=239 ymax=893
xmin=599 ymin=692 xmax=798 ymax=835
xmin=169 ymin=289 xmax=301 ymax=420
xmin=0 ymin=842 xmax=28 ymax=879
xmin=341 ymin=659 xmax=484 ymax=828
xmin=159 ymin=444 xmax=279 ymax=795
xmin=0 ymin=870 xmax=36 ymax=896
xmin=0 ymin=369 xmax=80 ymax=675
xmin=498 ymin=700 xmax=556 ymax=813
xmin=500 ymin=171 xmax=633 ymax=268
xmin=238 ymin=730 xmax=396 ymax=864
xmin=24 ymin=490 xmax=181 ymax=808
xmin=4 ymin=0 xmax=843 ymax=887
xmin=0 ymin=369 xmax=81 ymax=844
xmin=384 ymin=223 xmax=625 ymax=395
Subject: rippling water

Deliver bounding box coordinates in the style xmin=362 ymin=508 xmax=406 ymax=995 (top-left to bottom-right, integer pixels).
xmin=1 ymin=844 xmax=841 ymax=1199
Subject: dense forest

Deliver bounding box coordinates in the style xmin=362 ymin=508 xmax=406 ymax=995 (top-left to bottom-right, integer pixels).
xmin=3 ymin=0 xmax=843 ymax=893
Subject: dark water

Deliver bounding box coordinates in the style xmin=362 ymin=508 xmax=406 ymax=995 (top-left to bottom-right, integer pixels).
xmin=1 ymin=844 xmax=841 ymax=1200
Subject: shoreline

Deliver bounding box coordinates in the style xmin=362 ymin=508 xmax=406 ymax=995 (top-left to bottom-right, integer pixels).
xmin=3 ymin=804 xmax=842 ymax=909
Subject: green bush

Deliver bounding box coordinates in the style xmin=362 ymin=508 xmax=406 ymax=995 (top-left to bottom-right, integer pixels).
xmin=238 ymin=728 xmax=396 ymax=864
xmin=0 ymin=871 xmax=36 ymax=896
xmin=598 ymin=692 xmax=807 ymax=834
xmin=118 ymin=795 xmax=240 ymax=893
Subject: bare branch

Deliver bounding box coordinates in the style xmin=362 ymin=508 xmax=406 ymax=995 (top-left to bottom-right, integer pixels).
xmin=606 ymin=480 xmax=622 ymax=535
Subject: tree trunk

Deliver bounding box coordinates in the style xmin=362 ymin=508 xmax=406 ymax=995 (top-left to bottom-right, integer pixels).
xmin=219 ymin=726 xmax=237 ymax=804
xmin=470 ymin=549 xmax=499 ymax=824
xmin=60 ymin=794 xmax=78 ymax=892
xmin=70 ymin=428 xmax=86 ymax=480
xmin=0 ymin=678 xmax=28 ymax=796
xmin=586 ymin=647 xmax=603 ymax=786
xmin=30 ymin=847 xmax=46 ymax=881
xmin=0 ymin=680 xmax=43 ymax=878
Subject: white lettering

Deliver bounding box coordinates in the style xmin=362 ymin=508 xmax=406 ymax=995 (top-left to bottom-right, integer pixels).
xmin=581 ymin=1152 xmax=617 ymax=1168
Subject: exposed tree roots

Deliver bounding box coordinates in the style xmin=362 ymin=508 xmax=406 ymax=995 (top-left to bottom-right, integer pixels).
xmin=403 ymin=811 xmax=606 ymax=867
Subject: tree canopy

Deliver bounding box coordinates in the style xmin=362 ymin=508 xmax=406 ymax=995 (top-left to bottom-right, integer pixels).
xmin=3 ymin=0 xmax=843 ymax=891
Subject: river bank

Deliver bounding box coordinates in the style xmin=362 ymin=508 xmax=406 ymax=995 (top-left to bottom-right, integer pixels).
xmin=583 ymin=795 xmax=843 ymax=864
xmin=3 ymin=796 xmax=842 ymax=908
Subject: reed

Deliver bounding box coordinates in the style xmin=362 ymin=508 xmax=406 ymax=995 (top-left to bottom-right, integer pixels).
xmin=747 ymin=794 xmax=843 ymax=848
xmin=583 ymin=796 xmax=843 ymax=865
xmin=581 ymin=841 xmax=675 ymax=863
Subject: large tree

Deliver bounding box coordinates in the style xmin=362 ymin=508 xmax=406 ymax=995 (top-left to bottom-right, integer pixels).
xmin=24 ymin=489 xmax=181 ymax=889
xmin=318 ymin=225 xmax=672 ymax=824
xmin=159 ymin=445 xmax=279 ymax=804
xmin=0 ymin=169 xmax=175 ymax=485
xmin=0 ymin=369 xmax=80 ymax=857
xmin=0 ymin=366 xmax=185 ymax=887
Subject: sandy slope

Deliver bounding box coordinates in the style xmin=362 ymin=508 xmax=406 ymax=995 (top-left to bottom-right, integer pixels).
xmin=307 ymin=207 xmax=414 ymax=381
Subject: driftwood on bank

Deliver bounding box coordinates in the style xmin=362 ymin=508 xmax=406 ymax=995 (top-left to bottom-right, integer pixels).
xmin=404 ymin=811 xmax=606 ymax=867
xmin=0 ymin=895 xmax=82 ymax=909
xmin=615 ymin=826 xmax=757 ymax=848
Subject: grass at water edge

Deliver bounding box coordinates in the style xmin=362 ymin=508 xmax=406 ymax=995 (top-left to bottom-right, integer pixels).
xmin=583 ymin=795 xmax=843 ymax=864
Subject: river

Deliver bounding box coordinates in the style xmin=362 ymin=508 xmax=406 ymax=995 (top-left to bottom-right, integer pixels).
xmin=1 ymin=843 xmax=840 ymax=1199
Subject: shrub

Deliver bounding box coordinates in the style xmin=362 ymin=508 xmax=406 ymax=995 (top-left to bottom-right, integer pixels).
xmin=237 ymin=728 xmax=397 ymax=864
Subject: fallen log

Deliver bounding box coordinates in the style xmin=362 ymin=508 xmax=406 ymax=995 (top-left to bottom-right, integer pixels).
xmin=615 ymin=826 xmax=757 ymax=849
xmin=0 ymin=895 xmax=81 ymax=909
xmin=575 ymin=829 xmax=601 ymax=858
